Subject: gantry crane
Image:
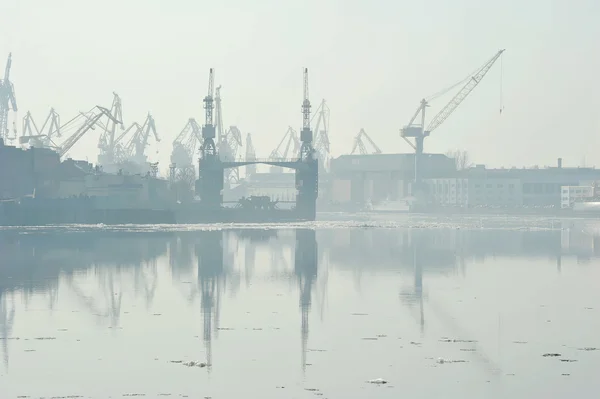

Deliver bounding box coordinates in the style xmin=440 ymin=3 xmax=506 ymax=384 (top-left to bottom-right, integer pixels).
xmin=20 ymin=108 xmax=61 ymax=148
xmin=351 ymin=128 xmax=382 ymax=155
xmin=311 ymin=99 xmax=331 ymax=171
xmin=401 ymin=49 xmax=505 ymax=188
xmin=0 ymin=53 xmax=17 ymax=143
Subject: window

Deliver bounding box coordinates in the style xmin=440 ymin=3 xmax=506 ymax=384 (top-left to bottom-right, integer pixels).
xmin=497 ymin=184 xmax=503 ymax=188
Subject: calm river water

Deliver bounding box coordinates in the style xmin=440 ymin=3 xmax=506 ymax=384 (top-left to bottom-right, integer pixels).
xmin=1 ymin=215 xmax=600 ymax=398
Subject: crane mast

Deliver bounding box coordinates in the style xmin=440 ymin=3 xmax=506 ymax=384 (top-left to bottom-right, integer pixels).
xmin=97 ymin=92 xmax=124 ymax=165
xmin=0 ymin=53 xmax=17 ymax=143
xmin=299 ymin=68 xmax=314 ymax=161
xmin=215 ymin=86 xmax=224 ymax=142
xmin=311 ymin=99 xmax=331 ymax=171
xmin=201 ymin=68 xmax=217 ymax=158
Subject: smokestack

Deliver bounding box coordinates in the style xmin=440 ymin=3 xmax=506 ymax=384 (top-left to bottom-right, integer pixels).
xmin=558 ymin=158 xmax=563 ymax=168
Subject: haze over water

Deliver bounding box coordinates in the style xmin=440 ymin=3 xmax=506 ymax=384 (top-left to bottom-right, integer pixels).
xmin=1 ymin=215 xmax=600 ymax=398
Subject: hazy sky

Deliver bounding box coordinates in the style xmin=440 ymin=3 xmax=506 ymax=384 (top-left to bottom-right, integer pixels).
xmin=1 ymin=0 xmax=599 ymax=172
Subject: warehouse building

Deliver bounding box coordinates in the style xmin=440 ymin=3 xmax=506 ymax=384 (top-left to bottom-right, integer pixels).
xmin=329 ymin=153 xmax=456 ymax=204
xmin=425 ymin=159 xmax=600 ymax=207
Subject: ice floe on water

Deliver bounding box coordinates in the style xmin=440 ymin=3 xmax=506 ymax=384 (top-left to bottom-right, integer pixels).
xmin=1 ymin=213 xmax=596 ymax=234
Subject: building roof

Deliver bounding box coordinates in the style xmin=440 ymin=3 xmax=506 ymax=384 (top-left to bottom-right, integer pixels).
xmin=458 ymin=165 xmax=600 ymax=181
xmin=331 ymin=152 xmax=456 ymax=176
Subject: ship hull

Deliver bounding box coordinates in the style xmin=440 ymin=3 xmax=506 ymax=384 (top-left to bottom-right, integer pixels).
xmin=0 ymin=199 xmax=313 ymax=226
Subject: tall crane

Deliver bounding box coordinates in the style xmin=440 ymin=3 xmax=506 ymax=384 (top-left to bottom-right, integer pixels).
xmin=58 ymin=106 xmax=118 ymax=158
xmin=97 ymin=93 xmax=124 ymax=166
xmin=200 ymin=68 xmax=217 ymax=159
xmin=0 ymin=53 xmax=17 ymax=143
xmin=20 ymin=108 xmax=61 ymax=148
xmin=222 ymin=126 xmax=243 ymax=183
xmin=401 ymin=49 xmax=505 ymax=187
xmin=214 ymin=85 xmax=243 ymax=182
xmin=171 ymin=118 xmax=203 ymax=168
xmin=122 ymin=113 xmax=159 ymax=164
xmin=215 ymin=85 xmax=224 ymax=144
xmin=268 ymin=126 xmax=300 ymax=173
xmin=351 ymin=128 xmax=382 ymax=155
xmin=299 ymin=68 xmax=315 ymax=162
xmin=311 ymin=99 xmax=331 ymax=171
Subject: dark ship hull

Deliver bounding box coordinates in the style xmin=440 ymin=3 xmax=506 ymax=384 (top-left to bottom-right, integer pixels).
xmin=0 ymin=198 xmax=313 ymax=226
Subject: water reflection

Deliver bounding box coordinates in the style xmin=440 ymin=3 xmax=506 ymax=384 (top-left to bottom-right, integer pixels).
xmin=0 ymin=220 xmax=599 ymax=380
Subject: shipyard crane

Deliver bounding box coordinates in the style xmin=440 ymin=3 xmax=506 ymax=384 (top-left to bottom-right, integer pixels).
xmin=58 ymin=106 xmax=118 ymax=158
xmin=401 ymin=49 xmax=505 ymax=187
xmin=311 ymin=99 xmax=331 ymax=171
xmin=200 ymin=68 xmax=217 ymax=158
xmin=0 ymin=53 xmax=17 ymax=143
xmin=170 ymin=118 xmax=202 ymax=197
xmin=171 ymin=118 xmax=203 ymax=168
xmin=214 ymin=85 xmax=243 ymax=182
xmin=299 ymin=68 xmax=315 ymax=162
xmin=215 ymin=86 xmax=225 ymax=143
xmin=268 ymin=126 xmax=300 ymax=173
xmin=111 ymin=122 xmax=143 ymax=164
xmin=97 ymin=93 xmax=124 ymax=166
xmin=20 ymin=108 xmax=61 ymax=148
xmin=351 ymin=128 xmax=382 ymax=155
xmin=80 ymin=107 xmax=138 ymax=165
xmin=222 ymin=126 xmax=243 ymax=183
xmin=122 ymin=113 xmax=159 ymax=164
xmin=245 ymin=133 xmax=257 ymax=178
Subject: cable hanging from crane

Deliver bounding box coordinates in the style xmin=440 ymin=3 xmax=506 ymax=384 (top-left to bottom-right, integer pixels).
xmin=499 ymin=53 xmax=504 ymax=114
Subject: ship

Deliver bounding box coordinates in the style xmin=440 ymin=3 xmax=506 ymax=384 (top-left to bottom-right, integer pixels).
xmin=0 ymin=68 xmax=320 ymax=226
xmin=0 ymin=136 xmax=319 ymax=226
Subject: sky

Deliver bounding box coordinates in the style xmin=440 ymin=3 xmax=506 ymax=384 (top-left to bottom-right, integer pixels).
xmin=1 ymin=0 xmax=599 ymax=173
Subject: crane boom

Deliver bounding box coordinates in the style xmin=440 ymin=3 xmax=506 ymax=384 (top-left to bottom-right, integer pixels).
xmin=59 ymin=106 xmax=116 ymax=157
xmin=427 ymin=49 xmax=505 ymax=133
xmin=351 ymin=129 xmax=381 ymax=155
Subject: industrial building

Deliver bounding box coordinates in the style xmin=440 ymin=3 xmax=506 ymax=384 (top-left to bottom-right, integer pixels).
xmin=328 ymin=153 xmax=456 ymax=204
xmin=561 ymin=186 xmax=595 ymax=209
xmin=425 ymin=159 xmax=600 ymax=208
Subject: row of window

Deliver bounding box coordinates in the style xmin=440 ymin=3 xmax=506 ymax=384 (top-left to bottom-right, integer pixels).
xmin=429 ymin=181 xmax=570 ymax=195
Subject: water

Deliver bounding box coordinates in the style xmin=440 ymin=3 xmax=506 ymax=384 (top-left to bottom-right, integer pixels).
xmin=1 ymin=216 xmax=600 ymax=398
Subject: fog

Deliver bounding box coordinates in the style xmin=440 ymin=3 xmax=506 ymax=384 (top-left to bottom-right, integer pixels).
xmin=2 ymin=0 xmax=599 ymax=173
